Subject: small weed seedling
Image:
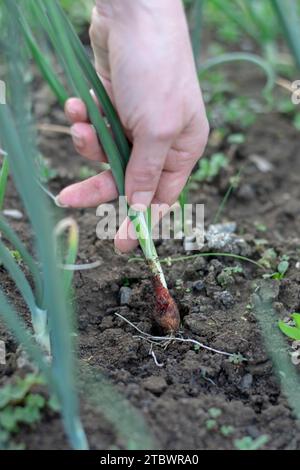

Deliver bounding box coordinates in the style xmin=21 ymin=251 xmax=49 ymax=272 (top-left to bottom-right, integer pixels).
xmin=217 ymin=266 xmax=243 ymax=287
xmin=279 ymin=313 xmax=300 ymax=341
xmin=0 ymin=373 xmax=59 ymax=450
xmin=263 ymin=255 xmax=289 ymax=280
xmin=192 ymin=153 xmax=228 ymax=183
xmin=234 ymin=435 xmax=269 ymax=451
xmin=205 ymin=408 xmax=235 ymax=438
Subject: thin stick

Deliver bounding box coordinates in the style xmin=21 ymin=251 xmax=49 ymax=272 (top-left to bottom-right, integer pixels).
xmin=37 ymin=123 xmax=71 ymax=135
xmin=276 ymin=77 xmax=293 ymax=93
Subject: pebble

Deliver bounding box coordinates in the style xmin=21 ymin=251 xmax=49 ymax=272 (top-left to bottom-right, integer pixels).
xmin=205 ymin=222 xmax=251 ymax=256
xmin=192 ymin=280 xmax=206 ymax=293
xmin=240 ymin=373 xmax=253 ymax=390
xmin=214 ymin=291 xmax=235 ymax=308
xmin=142 ymin=376 xmax=167 ymax=395
xmin=119 ymin=286 xmax=132 ymax=306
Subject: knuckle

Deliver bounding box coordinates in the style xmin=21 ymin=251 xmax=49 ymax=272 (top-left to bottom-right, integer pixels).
xmin=131 ymin=161 xmax=161 ymax=185
xmin=146 ymin=121 xmax=179 ymax=143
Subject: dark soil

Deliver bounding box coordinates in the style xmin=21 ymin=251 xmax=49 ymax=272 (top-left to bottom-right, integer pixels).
xmin=1 ymin=75 xmax=300 ymax=450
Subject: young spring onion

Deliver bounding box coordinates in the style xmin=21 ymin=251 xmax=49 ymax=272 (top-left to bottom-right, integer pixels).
xmin=19 ymin=0 xmax=180 ymax=333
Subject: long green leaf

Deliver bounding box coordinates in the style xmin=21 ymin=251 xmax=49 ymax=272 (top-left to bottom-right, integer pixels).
xmin=1 ymin=1 xmax=88 ymax=448
xmin=0 ymin=240 xmax=36 ymax=315
xmin=199 ymin=52 xmax=276 ymax=94
xmin=19 ymin=13 xmax=68 ymax=106
xmin=0 ymin=156 xmax=9 ymax=210
xmin=270 ymin=0 xmax=300 ymax=70
xmin=0 ymin=215 xmax=43 ymax=306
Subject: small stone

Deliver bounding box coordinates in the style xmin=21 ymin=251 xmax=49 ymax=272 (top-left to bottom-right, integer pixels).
xmin=143 ymin=376 xmax=167 ymax=395
xmin=240 ymin=373 xmax=253 ymax=390
xmin=119 ymin=286 xmax=132 ymax=306
xmin=205 ymin=222 xmax=251 ymax=256
xmin=192 ymin=280 xmax=205 ymax=293
xmin=214 ymin=291 xmax=235 ymax=308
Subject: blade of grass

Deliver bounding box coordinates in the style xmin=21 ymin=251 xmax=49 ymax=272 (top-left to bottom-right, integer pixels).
xmin=18 ymin=14 xmax=68 ymax=106
xmin=0 ymin=239 xmax=49 ymax=350
xmin=130 ymin=252 xmax=265 ymax=270
xmin=209 ymin=0 xmax=258 ymax=42
xmin=213 ymin=168 xmax=243 ymax=224
xmin=0 ymin=214 xmax=43 ymax=306
xmin=0 ymin=156 xmax=9 ymax=210
xmin=54 ymin=218 xmax=79 ymax=295
xmin=270 ymin=0 xmax=300 ymax=70
xmin=199 ymin=52 xmax=276 ymax=95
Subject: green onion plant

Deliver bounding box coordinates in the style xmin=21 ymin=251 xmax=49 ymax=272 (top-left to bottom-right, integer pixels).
xmin=0 ymin=0 xmax=87 ymax=449
xmin=17 ymin=0 xmax=180 ymax=333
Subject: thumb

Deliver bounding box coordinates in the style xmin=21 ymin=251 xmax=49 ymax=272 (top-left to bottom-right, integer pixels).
xmin=125 ymin=133 xmax=172 ymax=211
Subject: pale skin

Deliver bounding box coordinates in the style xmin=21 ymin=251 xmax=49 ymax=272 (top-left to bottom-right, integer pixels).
xmin=58 ymin=0 xmax=209 ymax=252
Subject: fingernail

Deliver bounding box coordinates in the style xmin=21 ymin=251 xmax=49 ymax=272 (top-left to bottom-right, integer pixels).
xmin=71 ymin=128 xmax=84 ymax=148
xmin=55 ymin=195 xmax=69 ymax=209
xmin=131 ymin=191 xmax=153 ymax=211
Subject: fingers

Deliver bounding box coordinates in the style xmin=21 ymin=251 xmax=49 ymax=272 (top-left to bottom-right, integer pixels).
xmin=70 ymin=122 xmax=107 ymax=162
xmin=57 ymin=170 xmax=118 ymax=208
xmin=125 ymin=132 xmax=173 ymax=211
xmin=65 ymin=98 xmax=88 ymax=124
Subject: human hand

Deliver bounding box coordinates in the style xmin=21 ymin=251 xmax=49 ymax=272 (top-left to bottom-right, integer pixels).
xmin=58 ymin=0 xmax=209 ymax=252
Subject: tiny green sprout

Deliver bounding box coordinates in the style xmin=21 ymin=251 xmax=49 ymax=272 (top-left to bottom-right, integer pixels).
xmin=10 ymin=250 xmax=22 ymax=264
xmin=206 ymin=419 xmax=217 ymax=431
xmin=208 ymin=407 xmax=222 ymax=419
xmin=254 ymin=222 xmax=267 ymax=233
xmin=192 ymin=153 xmax=228 ymax=183
xmin=279 ymin=313 xmax=300 ymax=341
xmin=227 ymin=133 xmax=245 ymax=145
xmin=264 ymin=256 xmax=290 ymax=280
xmin=217 ymin=266 xmax=243 ymax=288
xmin=228 ymin=353 xmax=247 ymax=365
xmin=223 ymin=266 xmax=243 ymax=275
xmin=234 ymin=435 xmax=269 ymax=451
xmin=220 ymin=425 xmax=235 ymax=437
